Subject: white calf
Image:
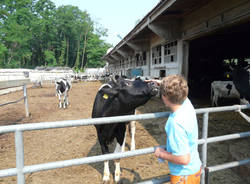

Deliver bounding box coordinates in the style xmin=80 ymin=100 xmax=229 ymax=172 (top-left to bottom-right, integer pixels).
xmin=211 ymin=81 xmax=240 ymax=106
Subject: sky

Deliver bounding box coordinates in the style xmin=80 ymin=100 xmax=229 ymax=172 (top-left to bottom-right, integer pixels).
xmin=51 ymin=0 xmax=159 ymax=46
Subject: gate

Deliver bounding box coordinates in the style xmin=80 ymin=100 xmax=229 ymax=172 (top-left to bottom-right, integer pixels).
xmin=0 ymin=104 xmax=249 ymax=184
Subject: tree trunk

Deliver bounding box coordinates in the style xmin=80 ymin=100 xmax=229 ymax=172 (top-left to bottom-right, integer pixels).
xmin=74 ymin=33 xmax=82 ymax=68
xmin=81 ymin=27 xmax=89 ymax=70
xmin=66 ymin=37 xmax=69 ymax=66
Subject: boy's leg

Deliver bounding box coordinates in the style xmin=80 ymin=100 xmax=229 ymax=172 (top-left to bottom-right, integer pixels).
xmin=186 ymin=168 xmax=201 ymax=184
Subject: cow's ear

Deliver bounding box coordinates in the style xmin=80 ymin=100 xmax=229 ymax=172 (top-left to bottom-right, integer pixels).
xmin=100 ymin=88 xmax=118 ymax=99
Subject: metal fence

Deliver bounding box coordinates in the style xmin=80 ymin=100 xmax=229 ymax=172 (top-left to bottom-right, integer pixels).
xmin=0 ymin=80 xmax=30 ymax=117
xmin=0 ymin=104 xmax=250 ymax=184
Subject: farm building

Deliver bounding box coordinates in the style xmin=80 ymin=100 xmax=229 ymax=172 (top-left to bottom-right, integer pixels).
xmin=103 ymin=0 xmax=250 ymax=97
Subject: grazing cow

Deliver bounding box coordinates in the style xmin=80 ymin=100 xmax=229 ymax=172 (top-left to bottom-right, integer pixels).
xmin=55 ymin=78 xmax=71 ymax=108
xmin=211 ymin=81 xmax=240 ymax=106
xmin=92 ymin=76 xmax=158 ymax=183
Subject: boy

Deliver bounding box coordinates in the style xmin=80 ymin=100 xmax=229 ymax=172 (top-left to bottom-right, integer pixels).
xmin=152 ymin=75 xmax=202 ymax=184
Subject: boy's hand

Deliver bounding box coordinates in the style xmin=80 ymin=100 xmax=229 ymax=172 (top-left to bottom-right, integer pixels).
xmin=154 ymin=146 xmax=166 ymax=158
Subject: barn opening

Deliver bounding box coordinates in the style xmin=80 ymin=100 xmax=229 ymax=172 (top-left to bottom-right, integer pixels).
xmin=188 ymin=21 xmax=250 ymax=103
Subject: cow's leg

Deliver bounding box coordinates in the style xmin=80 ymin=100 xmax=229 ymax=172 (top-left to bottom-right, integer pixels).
xmin=58 ymin=94 xmax=62 ymax=108
xmin=129 ymin=121 xmax=136 ymax=151
xmin=114 ymin=124 xmax=126 ymax=183
xmin=66 ymin=91 xmax=69 ymax=106
xmin=96 ymin=130 xmax=110 ymax=182
xmin=114 ymin=142 xmax=123 ymax=183
xmin=103 ymin=161 xmax=110 ymax=182
xmin=63 ymin=93 xmax=66 ymax=108
xmin=128 ymin=110 xmax=137 ymax=151
xmin=214 ymin=93 xmax=218 ymax=107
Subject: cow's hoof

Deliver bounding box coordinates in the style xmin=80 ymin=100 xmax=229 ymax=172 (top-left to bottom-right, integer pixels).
xmin=103 ymin=174 xmax=110 ymax=184
xmin=115 ymin=173 xmax=120 ymax=183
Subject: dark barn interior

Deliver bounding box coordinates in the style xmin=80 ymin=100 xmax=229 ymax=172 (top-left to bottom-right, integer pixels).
xmin=188 ymin=21 xmax=250 ymax=101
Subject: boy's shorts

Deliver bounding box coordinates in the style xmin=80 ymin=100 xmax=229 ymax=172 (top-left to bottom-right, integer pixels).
xmin=170 ymin=168 xmax=201 ymax=184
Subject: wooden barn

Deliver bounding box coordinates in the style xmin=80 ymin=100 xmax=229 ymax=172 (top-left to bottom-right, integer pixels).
xmin=103 ymin=0 xmax=250 ymax=98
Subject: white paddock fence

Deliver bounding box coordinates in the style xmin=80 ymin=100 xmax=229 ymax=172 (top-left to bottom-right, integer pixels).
xmin=0 ymin=69 xmax=75 ymax=85
xmin=0 ymin=79 xmax=30 ymax=117
xmin=0 ymin=105 xmax=250 ymax=184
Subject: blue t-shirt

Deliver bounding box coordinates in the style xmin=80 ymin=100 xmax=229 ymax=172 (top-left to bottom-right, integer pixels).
xmin=165 ymin=98 xmax=201 ymax=176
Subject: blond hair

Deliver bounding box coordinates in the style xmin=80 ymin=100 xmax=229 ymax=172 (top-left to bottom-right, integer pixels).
xmin=160 ymin=74 xmax=188 ymax=104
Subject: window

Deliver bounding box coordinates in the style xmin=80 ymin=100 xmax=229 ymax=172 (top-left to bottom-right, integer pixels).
xmin=143 ymin=51 xmax=146 ymax=65
xmin=164 ymin=41 xmax=177 ymax=63
xmin=152 ymin=45 xmax=162 ymax=65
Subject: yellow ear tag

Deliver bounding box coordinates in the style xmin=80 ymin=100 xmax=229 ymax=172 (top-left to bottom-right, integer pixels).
xmin=227 ymin=74 xmax=230 ymax=78
xmin=103 ymin=94 xmax=109 ymax=99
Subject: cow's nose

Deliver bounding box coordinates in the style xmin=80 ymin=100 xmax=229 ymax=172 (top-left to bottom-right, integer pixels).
xmin=149 ymin=82 xmax=159 ymax=96
xmin=151 ymin=87 xmax=159 ymax=96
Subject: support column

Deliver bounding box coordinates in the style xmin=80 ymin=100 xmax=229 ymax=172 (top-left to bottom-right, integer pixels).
xmin=182 ymin=41 xmax=189 ymax=79
xmin=15 ymin=130 xmax=25 ymax=184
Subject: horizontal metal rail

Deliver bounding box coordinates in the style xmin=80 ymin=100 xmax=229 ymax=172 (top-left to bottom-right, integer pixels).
xmin=0 ymin=83 xmax=29 ymax=117
xmin=0 ymin=96 xmax=25 ymax=107
xmin=206 ymin=159 xmax=250 ymax=172
xmin=0 ymin=104 xmax=249 ymax=134
xmin=0 ymin=112 xmax=170 ymax=134
xmin=0 ymin=79 xmax=30 ymax=90
xmin=205 ymin=159 xmax=250 ymax=184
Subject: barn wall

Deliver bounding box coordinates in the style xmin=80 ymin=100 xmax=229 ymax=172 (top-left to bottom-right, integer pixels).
xmin=182 ymin=0 xmax=250 ymax=40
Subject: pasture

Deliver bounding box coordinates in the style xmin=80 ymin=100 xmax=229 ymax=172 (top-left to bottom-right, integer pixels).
xmin=0 ymin=82 xmax=249 ymax=184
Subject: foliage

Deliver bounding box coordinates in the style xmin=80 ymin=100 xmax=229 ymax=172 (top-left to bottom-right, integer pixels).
xmin=44 ymin=50 xmax=56 ymax=66
xmin=0 ymin=0 xmax=112 ymax=69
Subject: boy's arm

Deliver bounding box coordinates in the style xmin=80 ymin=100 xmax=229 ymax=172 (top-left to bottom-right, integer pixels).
xmin=155 ymin=147 xmax=190 ymax=165
xmin=145 ymin=79 xmax=162 ymax=86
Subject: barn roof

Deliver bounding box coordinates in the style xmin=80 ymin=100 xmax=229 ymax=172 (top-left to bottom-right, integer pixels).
xmin=103 ymin=0 xmax=208 ymax=61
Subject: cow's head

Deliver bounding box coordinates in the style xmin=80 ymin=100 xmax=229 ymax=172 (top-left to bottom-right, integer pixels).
xmin=96 ymin=76 xmax=158 ymax=115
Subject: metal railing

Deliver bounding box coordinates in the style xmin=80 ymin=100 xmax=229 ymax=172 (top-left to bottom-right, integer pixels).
xmin=0 ymin=79 xmax=30 ymax=117
xmin=0 ymin=105 xmax=250 ymax=184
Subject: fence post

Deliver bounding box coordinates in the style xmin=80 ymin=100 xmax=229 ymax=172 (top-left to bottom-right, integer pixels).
xmin=201 ymin=112 xmax=209 ymax=184
xmin=23 ymin=84 xmax=29 ymax=117
xmin=15 ymin=130 xmax=25 ymax=184
xmin=205 ymin=167 xmax=210 ymax=184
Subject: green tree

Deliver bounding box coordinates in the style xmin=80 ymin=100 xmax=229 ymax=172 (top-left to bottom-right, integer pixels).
xmin=0 ymin=0 xmax=110 ymax=69
xmin=44 ymin=50 xmax=56 ymax=66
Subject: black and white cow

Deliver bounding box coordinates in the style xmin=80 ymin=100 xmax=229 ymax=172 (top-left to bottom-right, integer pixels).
xmin=211 ymin=81 xmax=240 ymax=106
xmin=232 ymin=64 xmax=250 ymax=102
xmin=92 ymin=76 xmax=158 ymax=183
xmin=55 ymin=78 xmax=71 ymax=108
